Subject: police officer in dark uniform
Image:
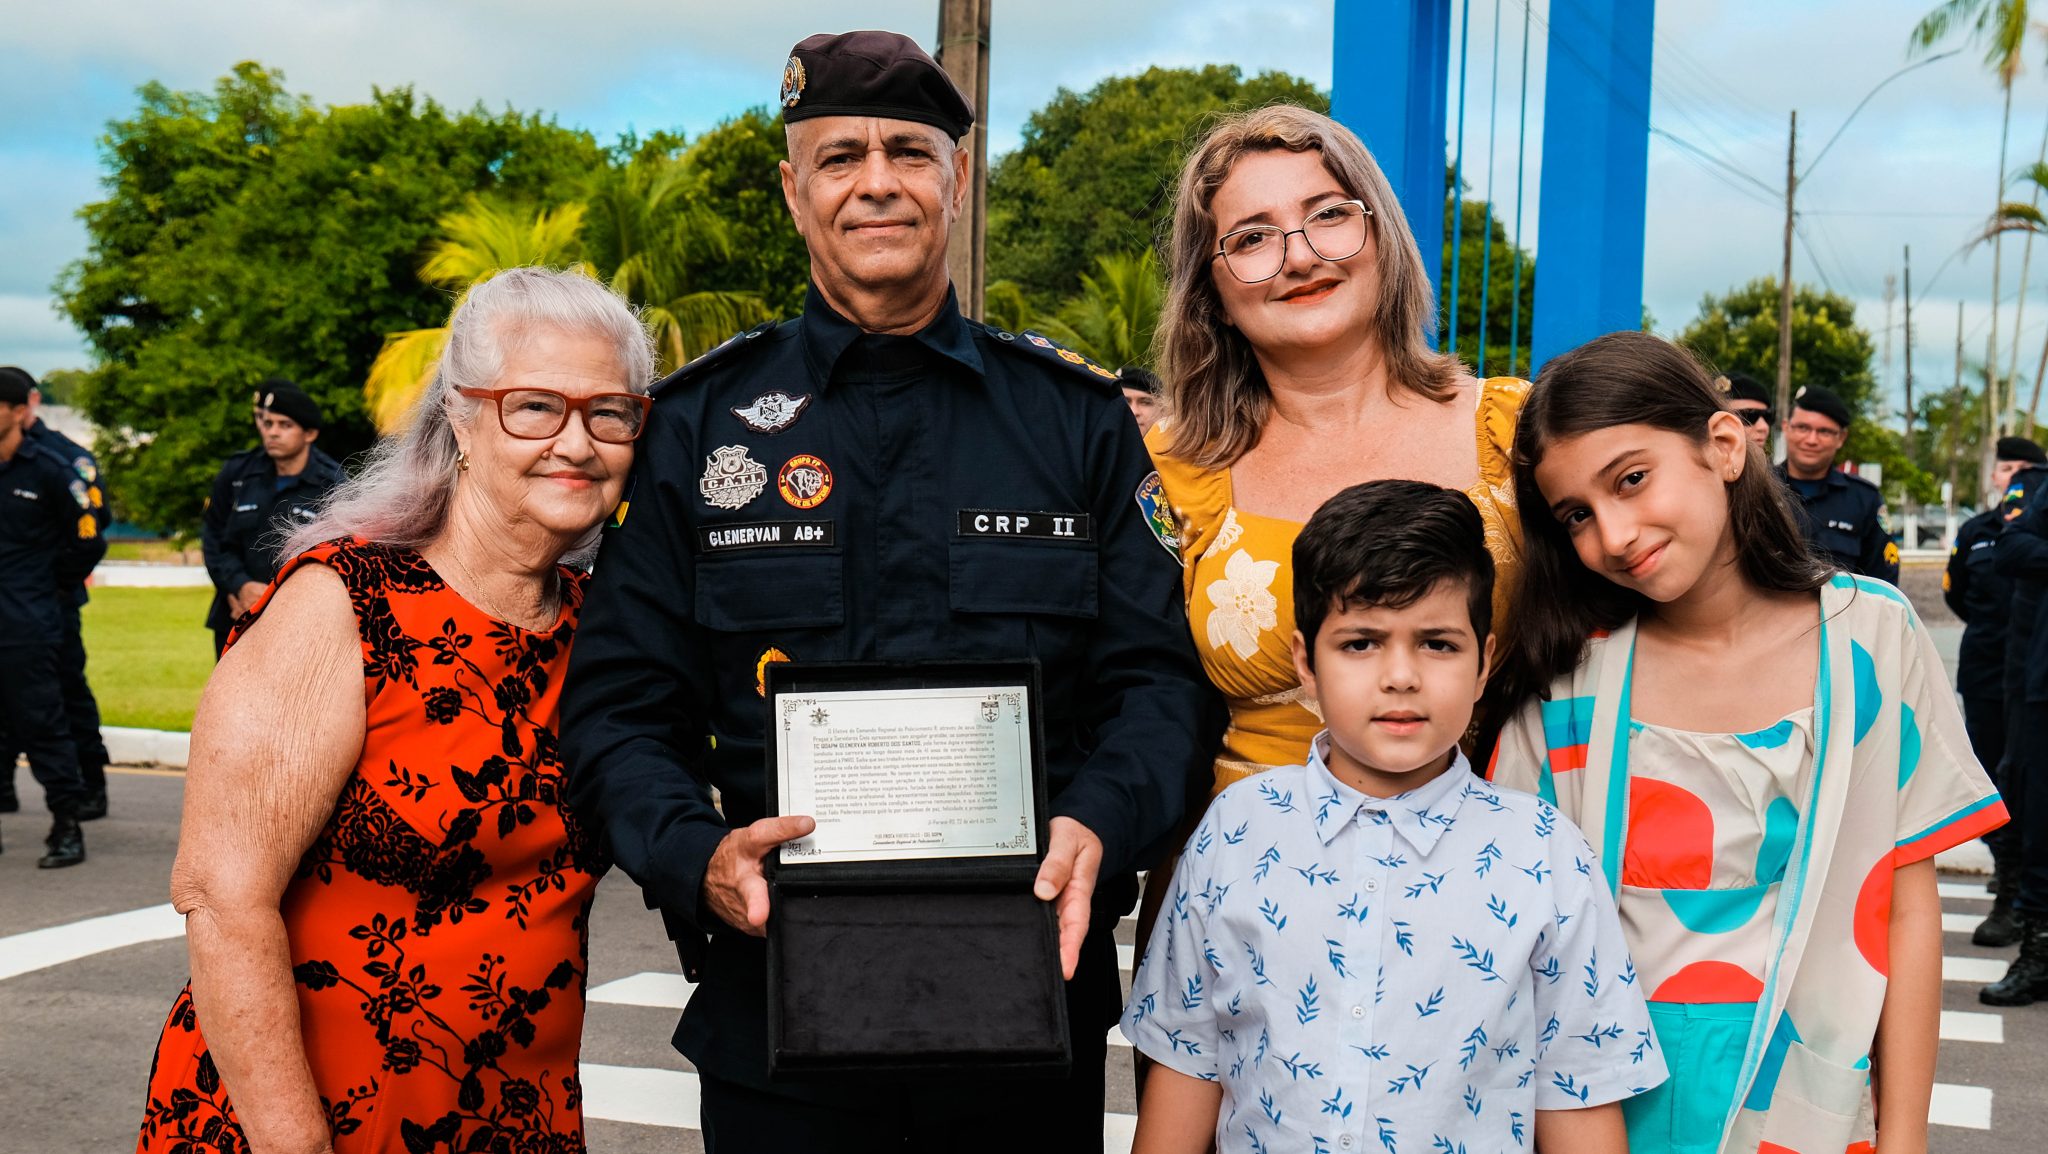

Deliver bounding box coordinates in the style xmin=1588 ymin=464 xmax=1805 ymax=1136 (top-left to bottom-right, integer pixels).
xmin=0 ymin=367 xmax=105 ymax=866
xmin=0 ymin=367 xmax=112 ymax=819
xmin=561 ymin=31 xmax=1221 ymax=1152
xmin=1716 ymin=371 xmax=1774 ymax=450
xmin=1982 ymin=445 xmax=2048 ymax=1003
xmin=1774 ymin=384 xmax=1898 ymax=582
xmin=200 ymin=379 xmax=346 ymax=655
xmin=1948 ymin=437 xmax=2047 ymax=946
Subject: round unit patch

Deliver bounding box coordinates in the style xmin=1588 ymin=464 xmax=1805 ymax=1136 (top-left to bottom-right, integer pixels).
xmin=756 ymin=646 xmax=792 ymax=698
xmin=778 ymin=454 xmax=833 ymax=509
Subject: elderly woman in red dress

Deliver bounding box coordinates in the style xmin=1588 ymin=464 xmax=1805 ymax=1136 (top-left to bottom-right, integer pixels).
xmin=135 ymin=267 xmax=653 ymax=1154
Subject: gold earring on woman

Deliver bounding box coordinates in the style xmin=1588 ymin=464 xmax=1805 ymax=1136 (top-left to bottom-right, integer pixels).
xmin=456 ymin=449 xmax=470 ymax=473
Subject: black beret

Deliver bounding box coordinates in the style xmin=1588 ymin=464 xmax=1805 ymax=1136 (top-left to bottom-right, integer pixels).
xmin=0 ymin=366 xmax=34 ymax=405
xmin=780 ymin=30 xmax=975 ymax=141
xmin=1717 ymin=372 xmax=1772 ymax=408
xmin=1792 ymin=384 xmax=1851 ymax=428
xmin=1998 ymin=435 xmax=2047 ymax=464
xmin=258 ymin=378 xmax=322 ymax=431
xmin=1117 ymin=365 xmax=1161 ymax=395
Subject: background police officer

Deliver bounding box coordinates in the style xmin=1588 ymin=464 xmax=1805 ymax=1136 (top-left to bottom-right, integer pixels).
xmin=561 ymin=30 xmax=1220 ymax=1152
xmin=200 ymin=378 xmax=346 ymax=655
xmin=0 ymin=367 xmax=111 ymax=819
xmin=1117 ymin=364 xmax=1162 ymax=435
xmin=1949 ymin=436 xmax=2047 ymax=946
xmin=1775 ymin=384 xmax=1898 ymax=582
xmin=1982 ymin=440 xmax=2048 ymax=1003
xmin=0 ymin=367 xmax=105 ymax=866
xmin=1717 ymin=371 xmax=1774 ymax=449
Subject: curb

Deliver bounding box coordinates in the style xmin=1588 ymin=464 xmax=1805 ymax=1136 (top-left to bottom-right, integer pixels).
xmin=105 ymin=726 xmax=190 ymax=769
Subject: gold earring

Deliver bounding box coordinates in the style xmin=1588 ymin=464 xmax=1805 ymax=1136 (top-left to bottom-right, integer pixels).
xmin=456 ymin=449 xmax=470 ymax=472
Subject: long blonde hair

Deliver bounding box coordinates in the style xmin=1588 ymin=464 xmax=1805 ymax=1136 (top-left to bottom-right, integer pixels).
xmin=1157 ymin=105 xmax=1461 ymax=468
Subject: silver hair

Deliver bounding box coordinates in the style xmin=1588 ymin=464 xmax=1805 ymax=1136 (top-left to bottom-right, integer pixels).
xmin=284 ymin=266 xmax=655 ymax=567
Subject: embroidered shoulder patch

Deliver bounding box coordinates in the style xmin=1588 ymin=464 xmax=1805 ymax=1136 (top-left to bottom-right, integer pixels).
xmin=1134 ymin=471 xmax=1182 ymax=563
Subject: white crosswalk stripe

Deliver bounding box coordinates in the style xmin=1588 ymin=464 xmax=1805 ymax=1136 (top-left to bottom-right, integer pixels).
xmin=582 ymin=877 xmax=2013 ymax=1145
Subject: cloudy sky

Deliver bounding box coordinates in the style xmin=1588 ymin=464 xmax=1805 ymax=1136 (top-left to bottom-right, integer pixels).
xmin=2 ymin=0 xmax=2039 ymax=417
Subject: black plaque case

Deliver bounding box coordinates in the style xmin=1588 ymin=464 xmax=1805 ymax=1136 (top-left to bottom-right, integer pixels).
xmin=762 ymin=660 xmax=1072 ymax=1077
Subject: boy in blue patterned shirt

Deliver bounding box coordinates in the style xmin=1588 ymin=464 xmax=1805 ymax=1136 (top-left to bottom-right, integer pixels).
xmin=1124 ymin=481 xmax=1664 ymax=1154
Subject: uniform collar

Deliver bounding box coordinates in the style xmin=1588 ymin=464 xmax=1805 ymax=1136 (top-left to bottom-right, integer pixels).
xmin=1304 ymin=731 xmax=1473 ymax=856
xmin=1775 ymin=461 xmax=1847 ymax=490
xmin=800 ymin=282 xmax=984 ymax=385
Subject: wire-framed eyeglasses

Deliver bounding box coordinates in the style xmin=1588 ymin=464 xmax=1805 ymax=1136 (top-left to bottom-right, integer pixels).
xmin=456 ymin=387 xmax=652 ymax=444
xmin=1211 ymin=199 xmax=1373 ymax=284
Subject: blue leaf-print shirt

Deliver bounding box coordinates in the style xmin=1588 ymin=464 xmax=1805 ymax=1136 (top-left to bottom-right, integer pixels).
xmin=1124 ymin=736 xmax=1667 ymax=1153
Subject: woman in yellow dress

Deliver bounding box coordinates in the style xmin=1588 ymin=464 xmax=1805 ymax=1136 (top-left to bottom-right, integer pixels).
xmin=1143 ymin=104 xmax=1530 ymax=801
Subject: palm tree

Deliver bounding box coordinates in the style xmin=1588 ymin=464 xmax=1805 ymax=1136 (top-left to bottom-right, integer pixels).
xmin=1029 ymin=250 xmax=1165 ymax=370
xmin=1985 ymin=161 xmax=2048 ymax=429
xmin=363 ymin=197 xmax=592 ymax=430
xmin=584 ymin=151 xmax=771 ymax=374
xmin=1911 ymin=0 xmax=2030 ymax=448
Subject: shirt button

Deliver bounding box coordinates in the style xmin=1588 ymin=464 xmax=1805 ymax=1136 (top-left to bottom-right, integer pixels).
xmin=1340 ymin=1136 xmax=1354 ymax=1149
xmin=1362 ymin=878 xmax=1380 ymax=894
xmin=1350 ymin=1005 xmax=1364 ymax=1019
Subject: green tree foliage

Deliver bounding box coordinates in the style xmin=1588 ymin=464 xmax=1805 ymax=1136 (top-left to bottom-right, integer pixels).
xmin=1678 ymin=278 xmax=1879 ymax=415
xmin=1025 ymin=250 xmax=1165 ymax=370
xmin=1679 ymin=278 xmax=1935 ymax=503
xmin=1915 ymin=377 xmax=1992 ymax=506
xmin=34 ymin=369 xmax=88 ymax=406
xmin=57 ymin=63 xmax=601 ymax=534
xmin=987 ymin=66 xmax=1327 ymax=304
xmin=671 ymin=110 xmax=814 ymax=316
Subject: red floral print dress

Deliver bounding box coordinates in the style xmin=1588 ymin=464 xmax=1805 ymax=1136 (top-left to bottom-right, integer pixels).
xmin=137 ymin=539 xmax=607 ymax=1154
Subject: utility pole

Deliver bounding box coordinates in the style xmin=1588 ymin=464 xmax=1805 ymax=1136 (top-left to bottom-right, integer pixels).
xmin=1949 ymin=301 xmax=1965 ymax=527
xmin=1883 ymin=271 xmax=1898 ymax=445
xmin=1901 ymin=251 xmax=1914 ymax=459
xmin=1775 ymin=110 xmax=1797 ymax=461
xmin=936 ymin=0 xmax=991 ymax=320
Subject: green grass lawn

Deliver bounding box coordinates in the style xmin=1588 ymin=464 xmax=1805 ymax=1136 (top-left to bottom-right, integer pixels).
xmin=80 ymin=586 xmax=216 ymax=731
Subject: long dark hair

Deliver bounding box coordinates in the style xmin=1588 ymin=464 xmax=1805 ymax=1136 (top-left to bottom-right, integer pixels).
xmin=1501 ymin=331 xmax=1830 ymax=708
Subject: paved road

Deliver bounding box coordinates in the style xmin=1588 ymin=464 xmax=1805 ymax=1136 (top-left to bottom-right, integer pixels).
xmin=0 ymin=758 xmax=2041 ymax=1153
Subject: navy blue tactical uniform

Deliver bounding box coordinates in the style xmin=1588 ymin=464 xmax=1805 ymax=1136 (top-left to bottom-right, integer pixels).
xmin=1949 ymin=505 xmax=2014 ymax=776
xmin=0 ymin=433 xmax=106 ymax=820
xmin=561 ymin=288 xmax=1222 ymax=1136
xmin=1994 ymin=465 xmax=2048 ymax=918
xmin=200 ymin=445 xmax=346 ymax=652
xmin=1776 ymin=461 xmax=1899 ymax=582
xmin=2 ymin=420 xmax=110 ymax=812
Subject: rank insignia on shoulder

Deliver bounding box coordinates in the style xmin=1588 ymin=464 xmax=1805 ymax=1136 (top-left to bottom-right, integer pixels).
xmin=1884 ymin=541 xmax=1900 ymax=567
xmin=700 ymin=446 xmax=769 ymax=510
xmin=1134 ymin=471 xmax=1182 ymax=563
xmin=756 ymin=646 xmax=792 ymax=698
xmin=77 ymin=513 xmax=96 ymax=540
xmin=733 ymin=391 xmax=811 ymax=435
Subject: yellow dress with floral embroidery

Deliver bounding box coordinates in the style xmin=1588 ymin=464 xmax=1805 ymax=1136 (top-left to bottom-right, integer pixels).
xmin=1143 ymin=377 xmax=1529 ymax=795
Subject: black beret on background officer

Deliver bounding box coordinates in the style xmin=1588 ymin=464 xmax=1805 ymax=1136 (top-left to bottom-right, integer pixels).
xmin=1774 ymin=384 xmax=1898 ymax=582
xmin=1948 ymin=436 xmax=2046 ymax=947
xmin=561 ymin=29 xmax=1222 ymax=1152
xmin=199 ymin=378 xmax=346 ymax=655
xmin=1716 ymin=371 xmax=1774 ymax=449
xmin=0 ymin=367 xmax=105 ymax=867
xmin=0 ymin=366 xmax=111 ymax=819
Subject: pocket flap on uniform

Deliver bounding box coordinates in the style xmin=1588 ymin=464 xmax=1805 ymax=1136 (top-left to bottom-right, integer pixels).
xmin=948 ymin=540 xmax=1098 ymax=619
xmin=695 ymin=552 xmax=845 ymax=631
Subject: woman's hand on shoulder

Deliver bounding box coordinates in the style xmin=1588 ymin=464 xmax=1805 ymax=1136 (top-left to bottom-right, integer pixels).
xmin=171 ymin=563 xmax=365 ymax=917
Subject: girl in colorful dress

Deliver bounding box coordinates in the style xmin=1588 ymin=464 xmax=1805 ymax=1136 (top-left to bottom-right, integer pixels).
xmin=1488 ymin=330 xmax=2004 ymax=1154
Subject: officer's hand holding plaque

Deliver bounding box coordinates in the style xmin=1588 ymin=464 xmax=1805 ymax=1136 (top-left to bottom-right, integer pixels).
xmin=763 ymin=663 xmax=1070 ymax=1076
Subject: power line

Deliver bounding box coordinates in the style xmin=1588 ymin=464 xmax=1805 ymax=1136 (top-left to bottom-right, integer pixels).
xmin=1650 ymin=127 xmax=1781 ymax=203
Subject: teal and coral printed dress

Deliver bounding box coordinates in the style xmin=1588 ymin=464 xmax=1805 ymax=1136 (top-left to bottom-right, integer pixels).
xmin=1490 ymin=575 xmax=2005 ymax=1154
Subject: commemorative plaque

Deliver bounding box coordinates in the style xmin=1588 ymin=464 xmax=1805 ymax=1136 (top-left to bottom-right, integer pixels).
xmin=764 ymin=662 xmax=1070 ymax=1075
